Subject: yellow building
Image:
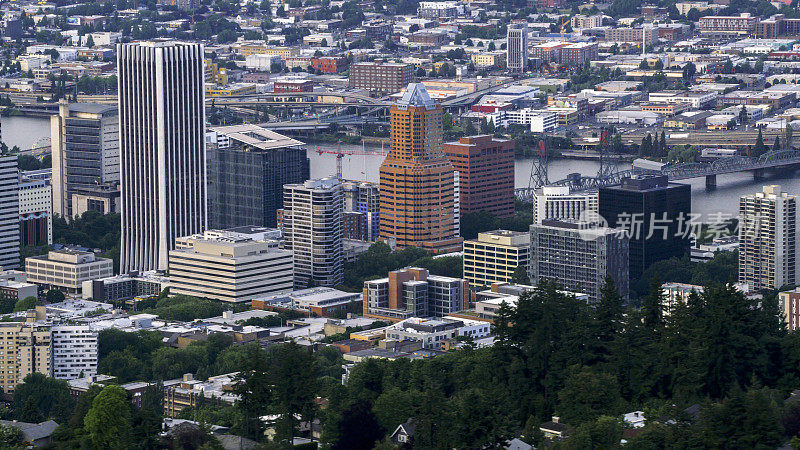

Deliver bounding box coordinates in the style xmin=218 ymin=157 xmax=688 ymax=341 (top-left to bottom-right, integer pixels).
xmin=205 ymin=83 xmax=258 ymax=97
xmin=470 ymin=51 xmax=507 ymax=68
xmin=204 ymin=59 xmax=228 ymax=85
xmin=463 ymin=230 xmax=531 ymax=289
xmin=0 ymin=319 xmax=51 ymax=394
xmin=237 ymin=42 xmax=298 ymax=59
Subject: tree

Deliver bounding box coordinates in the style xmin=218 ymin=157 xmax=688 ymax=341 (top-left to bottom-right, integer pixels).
xmin=511 ymin=265 xmax=531 ymax=285
xmin=773 ymin=135 xmax=781 ymax=152
xmin=331 ymin=400 xmax=384 ymax=450
xmin=557 ymin=369 xmax=623 ymax=425
xmin=13 ymin=373 xmax=74 ymax=423
xmin=45 ymin=289 xmax=65 ymax=303
xmin=85 ymin=34 xmax=95 ymax=47
xmin=268 ymin=343 xmax=319 ymax=445
xmin=416 ymin=67 xmax=426 ymax=77
xmin=739 ymin=106 xmax=747 ymax=125
xmin=0 ymin=424 xmax=23 ymax=448
xmin=754 ymin=128 xmax=768 ymax=156
xmin=84 ymin=385 xmax=133 ymax=448
xmin=13 ymin=296 xmax=39 ymax=312
xmin=463 ymin=119 xmax=477 ymax=136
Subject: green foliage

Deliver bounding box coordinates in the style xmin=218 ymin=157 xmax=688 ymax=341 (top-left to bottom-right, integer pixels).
xmin=460 ymin=210 xmax=533 ymax=240
xmin=557 ymin=370 xmax=624 ymax=424
xmin=338 ymin=242 xmax=427 ymax=291
xmin=45 ymin=289 xmax=65 ymax=303
xmin=633 ymin=251 xmax=738 ymax=298
xmin=13 ymin=296 xmax=39 ymax=312
xmin=0 ymin=423 xmax=24 ymax=449
xmin=142 ymin=294 xmax=226 ymax=321
xmin=84 ymin=385 xmax=132 ymax=448
xmin=13 ymin=373 xmax=74 ymax=424
xmin=53 ymin=211 xmax=120 ymax=272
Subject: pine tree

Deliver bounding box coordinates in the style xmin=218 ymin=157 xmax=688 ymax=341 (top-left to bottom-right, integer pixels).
xmin=754 ymin=128 xmax=767 ymax=156
xmin=773 ymin=135 xmax=781 ymax=152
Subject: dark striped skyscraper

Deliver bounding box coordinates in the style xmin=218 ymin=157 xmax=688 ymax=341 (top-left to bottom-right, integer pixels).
xmin=118 ymin=41 xmax=207 ymax=272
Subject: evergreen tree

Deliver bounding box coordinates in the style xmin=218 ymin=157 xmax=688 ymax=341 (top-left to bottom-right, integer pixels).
xmin=754 ymin=128 xmax=767 ymax=156
xmin=773 ymin=135 xmax=781 ymax=152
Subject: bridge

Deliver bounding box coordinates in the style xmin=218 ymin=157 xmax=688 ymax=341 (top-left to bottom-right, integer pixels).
xmin=515 ymin=148 xmax=800 ymax=200
xmin=210 ymin=91 xmax=391 ymax=107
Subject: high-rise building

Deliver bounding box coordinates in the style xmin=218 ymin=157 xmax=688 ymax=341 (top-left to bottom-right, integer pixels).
xmin=533 ymin=186 xmax=599 ymax=224
xmin=529 ymin=220 xmax=630 ymax=303
xmin=169 ymin=229 xmax=293 ymax=303
xmin=0 ymin=155 xmax=19 ymax=270
xmin=50 ymin=102 xmax=119 ymax=219
xmin=739 ymin=185 xmax=798 ymax=291
xmin=463 ymin=230 xmax=531 ymax=289
xmin=0 ymin=320 xmax=50 ymax=393
xmin=443 ymin=135 xmax=515 ymax=219
xmin=280 ymin=177 xmax=343 ymax=288
xmin=118 ymin=41 xmax=207 ymax=272
xmin=599 ymin=175 xmax=691 ymax=282
xmin=363 ymin=267 xmax=469 ymax=322
xmin=51 ymin=324 xmax=98 ymax=380
xmin=342 ymin=180 xmax=380 ymax=241
xmin=207 ymin=125 xmax=309 ymax=229
xmin=18 ymin=177 xmax=52 ymax=247
xmin=379 ymin=83 xmax=462 ymax=254
xmin=507 ymin=23 xmax=529 ymax=72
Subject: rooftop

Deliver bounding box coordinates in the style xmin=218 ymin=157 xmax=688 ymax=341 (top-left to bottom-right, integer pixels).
xmin=397 ymin=83 xmax=437 ymax=110
xmin=210 ymin=124 xmax=304 ymax=151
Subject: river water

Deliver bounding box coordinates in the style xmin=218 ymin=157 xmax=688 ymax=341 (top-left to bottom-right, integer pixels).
xmin=5 ymin=116 xmax=797 ymax=218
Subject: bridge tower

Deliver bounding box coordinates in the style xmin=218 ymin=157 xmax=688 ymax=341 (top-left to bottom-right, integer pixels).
xmin=528 ymin=140 xmax=549 ymax=190
xmin=596 ymin=127 xmax=618 ymax=184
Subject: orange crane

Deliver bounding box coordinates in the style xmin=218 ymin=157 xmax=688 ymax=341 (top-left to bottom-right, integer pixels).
xmin=316 ymin=140 xmax=389 ymax=180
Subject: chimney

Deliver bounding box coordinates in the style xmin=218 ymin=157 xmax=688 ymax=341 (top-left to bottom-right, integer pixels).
xmin=552 ymin=416 xmax=560 ymax=423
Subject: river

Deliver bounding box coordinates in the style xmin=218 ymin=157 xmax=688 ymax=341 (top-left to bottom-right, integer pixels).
xmin=5 ymin=116 xmax=796 ymax=218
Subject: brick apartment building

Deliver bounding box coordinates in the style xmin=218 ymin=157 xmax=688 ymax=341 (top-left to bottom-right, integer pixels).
xmin=443 ymin=135 xmax=516 ymax=219
xmin=348 ymin=62 xmax=414 ymax=95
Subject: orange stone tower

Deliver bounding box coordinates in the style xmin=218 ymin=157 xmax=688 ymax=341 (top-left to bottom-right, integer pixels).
xmin=379 ymin=83 xmax=463 ymax=253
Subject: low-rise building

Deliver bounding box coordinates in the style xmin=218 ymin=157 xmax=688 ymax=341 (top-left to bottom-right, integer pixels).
xmin=779 ymin=287 xmax=800 ymax=331
xmin=384 ymin=317 xmax=491 ymax=349
xmin=82 ymin=271 xmax=169 ymax=304
xmin=463 ymin=230 xmax=531 ymax=289
xmin=253 ymin=287 xmax=361 ymax=317
xmin=363 ymin=268 xmax=469 ymax=322
xmin=169 ymin=230 xmax=293 ymax=303
xmin=26 ymin=248 xmax=113 ymax=294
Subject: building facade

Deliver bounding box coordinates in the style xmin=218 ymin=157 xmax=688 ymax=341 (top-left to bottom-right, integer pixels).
xmin=342 ymin=181 xmax=380 ymax=242
xmin=118 ymin=41 xmax=207 ymax=272
xmin=463 ymin=230 xmax=531 ymax=289
xmin=529 ymin=220 xmax=630 ymax=303
xmin=599 ymin=175 xmax=691 ymax=282
xmin=280 ymin=177 xmax=343 ymax=288
xmin=82 ymin=270 xmax=169 ymax=304
xmin=51 ymin=325 xmax=97 ymax=380
xmin=348 ymin=62 xmax=414 ymax=95
xmin=443 ymin=135 xmax=515 ymax=219
xmin=207 ymin=125 xmax=309 ymax=229
xmin=379 ymin=84 xmax=462 ymax=254
xmin=363 ymin=267 xmax=469 ymax=322
xmin=739 ymin=185 xmax=798 ymax=291
xmin=507 ymin=23 xmax=529 ymax=72
xmin=0 ymin=155 xmax=19 ymax=270
xmin=779 ymin=287 xmax=800 ymax=332
xmin=26 ymin=249 xmax=113 ymax=294
xmin=50 ymin=102 xmax=119 ymax=219
xmin=18 ymin=177 xmax=52 ymax=248
xmin=533 ymin=186 xmax=599 ymax=224
xmin=169 ymin=230 xmax=293 ymax=303
xmin=0 ymin=321 xmax=51 ymax=393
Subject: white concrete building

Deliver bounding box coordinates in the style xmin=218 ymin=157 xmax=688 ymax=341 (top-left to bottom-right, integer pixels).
xmin=169 ymin=229 xmax=293 ymax=303
xmin=118 ymin=41 xmax=207 ymax=273
xmin=245 ymin=53 xmax=282 ymax=71
xmin=51 ymin=324 xmax=98 ymax=380
xmin=25 ymin=249 xmax=113 ymax=294
xmin=532 ymin=186 xmax=599 ymax=224
xmin=18 ymin=178 xmax=52 ymax=245
xmin=506 ymin=23 xmax=528 ymax=72
xmin=0 ymin=155 xmax=19 ymax=270
xmin=281 ymin=177 xmax=343 ymax=288
xmin=739 ymin=185 xmax=799 ymax=290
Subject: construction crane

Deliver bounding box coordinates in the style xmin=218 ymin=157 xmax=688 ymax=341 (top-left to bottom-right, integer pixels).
xmin=315 ymin=140 xmax=389 ymax=180
xmin=560 ymin=18 xmax=570 ymax=42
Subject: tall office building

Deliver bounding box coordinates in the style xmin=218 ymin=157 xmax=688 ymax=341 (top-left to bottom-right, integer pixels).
xmin=342 ymin=180 xmax=380 ymax=241
xmin=739 ymin=185 xmax=798 ymax=290
xmin=379 ymin=83 xmax=462 ymax=254
xmin=207 ymin=124 xmax=309 ymax=229
xmin=0 ymin=155 xmax=19 ymax=270
xmin=507 ymin=23 xmax=529 ymax=72
xmin=599 ymin=175 xmax=691 ymax=282
xmin=50 ymin=102 xmax=119 ymax=219
xmin=463 ymin=230 xmax=531 ymax=288
xmin=280 ymin=177 xmax=343 ymax=288
xmin=443 ymin=135 xmax=515 ymax=218
xmin=118 ymin=41 xmax=207 ymax=272
xmin=529 ymin=220 xmax=630 ymax=303
xmin=533 ymin=186 xmax=599 ymax=224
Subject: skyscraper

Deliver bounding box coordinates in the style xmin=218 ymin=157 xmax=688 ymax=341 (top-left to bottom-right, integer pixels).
xmin=739 ymin=185 xmax=798 ymax=290
xmin=507 ymin=23 xmax=529 ymax=72
xmin=280 ymin=177 xmax=343 ymax=288
xmin=206 ymin=124 xmax=309 ymax=229
xmin=379 ymin=83 xmax=462 ymax=254
xmin=118 ymin=41 xmax=207 ymax=272
xmin=599 ymin=175 xmax=691 ymax=282
xmin=0 ymin=155 xmax=19 ymax=269
xmin=50 ymin=102 xmax=119 ymax=219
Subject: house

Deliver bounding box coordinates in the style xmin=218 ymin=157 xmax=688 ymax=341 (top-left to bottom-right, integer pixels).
xmin=390 ymin=418 xmax=416 ymax=446
xmin=624 ymin=410 xmax=647 ymax=428
xmin=505 ymin=437 xmax=533 ymax=449
xmin=539 ymin=416 xmax=569 ymax=439
xmin=0 ymin=420 xmax=59 ymax=447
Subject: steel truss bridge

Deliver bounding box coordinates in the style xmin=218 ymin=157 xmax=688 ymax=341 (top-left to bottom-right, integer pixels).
xmin=515 ymin=148 xmax=800 ymax=201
